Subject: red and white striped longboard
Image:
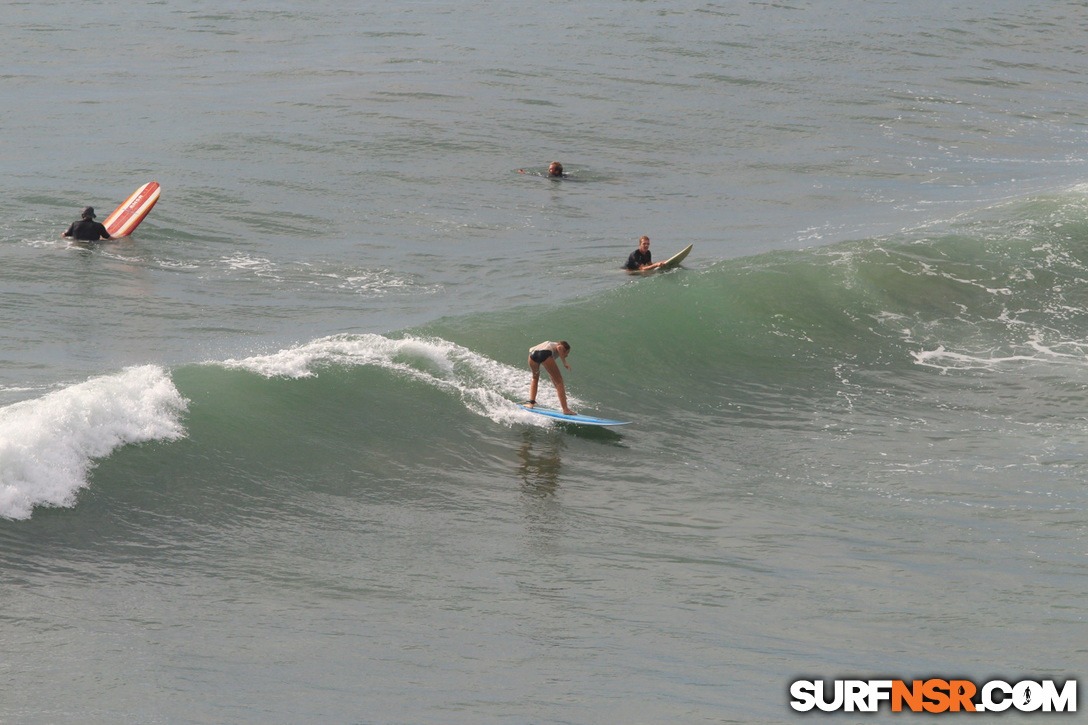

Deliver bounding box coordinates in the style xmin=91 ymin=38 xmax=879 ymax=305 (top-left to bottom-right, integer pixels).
xmin=104 ymin=181 xmax=160 ymax=237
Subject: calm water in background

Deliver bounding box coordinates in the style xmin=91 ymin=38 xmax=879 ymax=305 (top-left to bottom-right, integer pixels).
xmin=2 ymin=2 xmax=1086 ymax=722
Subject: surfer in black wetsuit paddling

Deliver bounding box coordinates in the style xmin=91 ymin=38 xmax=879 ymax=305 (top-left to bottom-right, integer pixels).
xmin=624 ymin=236 xmax=665 ymax=271
xmin=518 ymin=161 xmax=567 ymax=178
xmin=62 ymin=206 xmax=111 ymax=242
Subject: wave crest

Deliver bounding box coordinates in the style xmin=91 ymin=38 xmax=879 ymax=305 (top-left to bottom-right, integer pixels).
xmin=0 ymin=366 xmax=188 ymax=520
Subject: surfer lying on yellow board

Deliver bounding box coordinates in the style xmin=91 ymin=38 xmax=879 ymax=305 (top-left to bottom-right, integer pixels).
xmin=526 ymin=341 xmax=574 ymax=415
xmin=624 ymin=236 xmax=666 ymax=271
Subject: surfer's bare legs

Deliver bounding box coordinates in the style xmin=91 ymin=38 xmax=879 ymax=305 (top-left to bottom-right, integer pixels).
xmin=528 ymin=357 xmax=540 ymax=407
xmin=527 ymin=356 xmax=574 ymax=414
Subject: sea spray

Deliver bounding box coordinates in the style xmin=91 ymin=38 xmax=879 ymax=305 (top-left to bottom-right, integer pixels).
xmin=0 ymin=365 xmax=188 ymax=520
xmin=217 ymin=333 xmax=582 ymax=425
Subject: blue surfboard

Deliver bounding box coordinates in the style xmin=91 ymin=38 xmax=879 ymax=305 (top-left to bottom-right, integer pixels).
xmin=518 ymin=404 xmax=630 ymax=427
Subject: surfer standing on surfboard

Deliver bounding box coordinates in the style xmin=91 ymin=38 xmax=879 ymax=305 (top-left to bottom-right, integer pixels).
xmin=527 ymin=341 xmax=574 ymax=415
xmin=62 ymin=206 xmax=111 ymax=242
xmin=624 ymin=236 xmax=665 ymax=271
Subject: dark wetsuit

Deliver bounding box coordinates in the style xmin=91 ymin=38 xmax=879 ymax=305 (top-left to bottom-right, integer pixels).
xmin=64 ymin=219 xmax=111 ymax=241
xmin=624 ymin=249 xmax=651 ymax=271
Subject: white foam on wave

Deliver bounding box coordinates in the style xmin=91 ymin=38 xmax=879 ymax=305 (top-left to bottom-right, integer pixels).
xmin=0 ymin=365 xmax=188 ymax=520
xmin=217 ymin=257 xmax=438 ymax=297
xmin=218 ymin=333 xmax=575 ymax=426
xmin=221 ymin=253 xmax=279 ymax=277
xmin=911 ymin=337 xmax=1088 ymax=373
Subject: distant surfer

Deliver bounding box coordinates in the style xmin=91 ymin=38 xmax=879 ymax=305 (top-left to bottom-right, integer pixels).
xmin=518 ymin=161 xmax=567 ymax=178
xmin=62 ymin=206 xmax=111 ymax=242
xmin=624 ymin=236 xmax=665 ymax=271
xmin=526 ymin=341 xmax=574 ymax=415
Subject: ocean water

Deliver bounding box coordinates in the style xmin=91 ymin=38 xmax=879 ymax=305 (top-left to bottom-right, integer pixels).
xmin=2 ymin=1 xmax=1086 ymax=723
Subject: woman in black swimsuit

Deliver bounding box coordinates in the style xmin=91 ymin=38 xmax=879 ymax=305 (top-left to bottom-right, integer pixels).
xmin=527 ymin=341 xmax=573 ymax=414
